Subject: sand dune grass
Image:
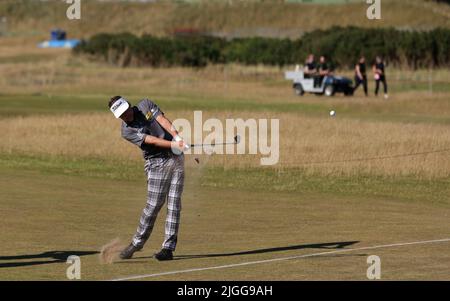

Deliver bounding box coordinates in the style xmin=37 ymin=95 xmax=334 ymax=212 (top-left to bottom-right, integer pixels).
xmin=1 ymin=0 xmax=449 ymax=40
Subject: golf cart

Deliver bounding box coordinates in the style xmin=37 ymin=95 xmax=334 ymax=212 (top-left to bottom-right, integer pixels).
xmin=285 ymin=69 xmax=353 ymax=97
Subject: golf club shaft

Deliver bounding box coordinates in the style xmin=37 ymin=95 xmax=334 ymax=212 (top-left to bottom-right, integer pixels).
xmin=188 ymin=135 xmax=240 ymax=148
xmin=190 ymin=142 xmax=237 ymax=148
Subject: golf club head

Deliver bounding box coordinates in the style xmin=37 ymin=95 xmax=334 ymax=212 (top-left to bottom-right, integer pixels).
xmin=234 ymin=135 xmax=241 ymax=144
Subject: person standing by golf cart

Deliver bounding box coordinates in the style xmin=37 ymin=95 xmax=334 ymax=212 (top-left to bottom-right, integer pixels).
xmin=108 ymin=96 xmax=188 ymax=261
xmin=354 ymin=56 xmax=368 ymax=96
xmin=373 ymin=56 xmax=389 ymax=99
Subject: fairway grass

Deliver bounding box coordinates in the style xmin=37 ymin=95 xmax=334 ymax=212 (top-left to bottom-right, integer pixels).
xmin=1 ymin=95 xmax=449 ymax=280
xmin=1 ymin=162 xmax=449 ymax=280
xmin=2 ymin=92 xmax=450 ymax=123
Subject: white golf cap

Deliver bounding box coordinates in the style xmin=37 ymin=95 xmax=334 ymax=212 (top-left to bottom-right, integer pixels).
xmin=110 ymin=97 xmax=130 ymax=118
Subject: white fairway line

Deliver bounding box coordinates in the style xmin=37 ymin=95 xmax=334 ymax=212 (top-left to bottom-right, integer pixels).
xmin=110 ymin=238 xmax=450 ymax=281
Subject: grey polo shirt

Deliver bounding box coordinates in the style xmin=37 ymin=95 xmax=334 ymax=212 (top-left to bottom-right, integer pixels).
xmin=121 ymin=99 xmax=173 ymax=160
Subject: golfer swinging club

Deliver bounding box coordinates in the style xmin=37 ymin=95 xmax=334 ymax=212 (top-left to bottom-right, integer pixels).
xmin=108 ymin=96 xmax=188 ymax=261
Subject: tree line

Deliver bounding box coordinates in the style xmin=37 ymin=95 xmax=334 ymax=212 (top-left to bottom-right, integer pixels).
xmin=74 ymin=26 xmax=450 ymax=69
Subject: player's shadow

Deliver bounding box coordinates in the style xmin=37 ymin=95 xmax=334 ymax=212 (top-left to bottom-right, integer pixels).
xmin=172 ymin=241 xmax=360 ymax=261
xmin=0 ymin=251 xmax=98 ymax=268
xmin=136 ymin=241 xmax=359 ymax=261
xmin=172 ymin=241 xmax=359 ymax=261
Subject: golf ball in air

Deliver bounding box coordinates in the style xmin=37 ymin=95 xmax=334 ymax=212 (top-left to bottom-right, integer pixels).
xmin=330 ymin=110 xmax=336 ymax=117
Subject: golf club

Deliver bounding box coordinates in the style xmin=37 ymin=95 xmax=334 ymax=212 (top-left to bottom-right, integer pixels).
xmin=189 ymin=135 xmax=241 ymax=148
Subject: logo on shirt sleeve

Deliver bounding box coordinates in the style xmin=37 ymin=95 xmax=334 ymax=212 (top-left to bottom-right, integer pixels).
xmin=146 ymin=108 xmax=159 ymax=120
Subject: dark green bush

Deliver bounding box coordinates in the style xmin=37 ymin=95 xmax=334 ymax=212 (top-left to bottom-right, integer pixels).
xmin=74 ymin=27 xmax=450 ymax=69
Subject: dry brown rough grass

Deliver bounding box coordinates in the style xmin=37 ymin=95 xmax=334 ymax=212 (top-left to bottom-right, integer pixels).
xmin=1 ymin=112 xmax=449 ymax=178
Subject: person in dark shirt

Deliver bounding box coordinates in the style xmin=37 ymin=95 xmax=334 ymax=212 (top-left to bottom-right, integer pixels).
xmin=354 ymin=56 xmax=368 ymax=96
xmin=316 ymin=56 xmax=330 ymax=87
xmin=304 ymin=54 xmax=317 ymax=79
xmin=373 ymin=56 xmax=389 ymax=99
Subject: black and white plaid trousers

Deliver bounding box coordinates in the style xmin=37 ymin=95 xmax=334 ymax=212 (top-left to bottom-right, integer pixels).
xmin=132 ymin=154 xmax=184 ymax=251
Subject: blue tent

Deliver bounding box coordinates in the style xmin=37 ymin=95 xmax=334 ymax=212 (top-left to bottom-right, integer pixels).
xmin=38 ymin=29 xmax=80 ymax=49
xmin=38 ymin=39 xmax=80 ymax=48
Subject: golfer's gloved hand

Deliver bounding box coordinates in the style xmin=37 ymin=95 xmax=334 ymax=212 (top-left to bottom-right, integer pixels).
xmin=174 ymin=135 xmax=190 ymax=152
